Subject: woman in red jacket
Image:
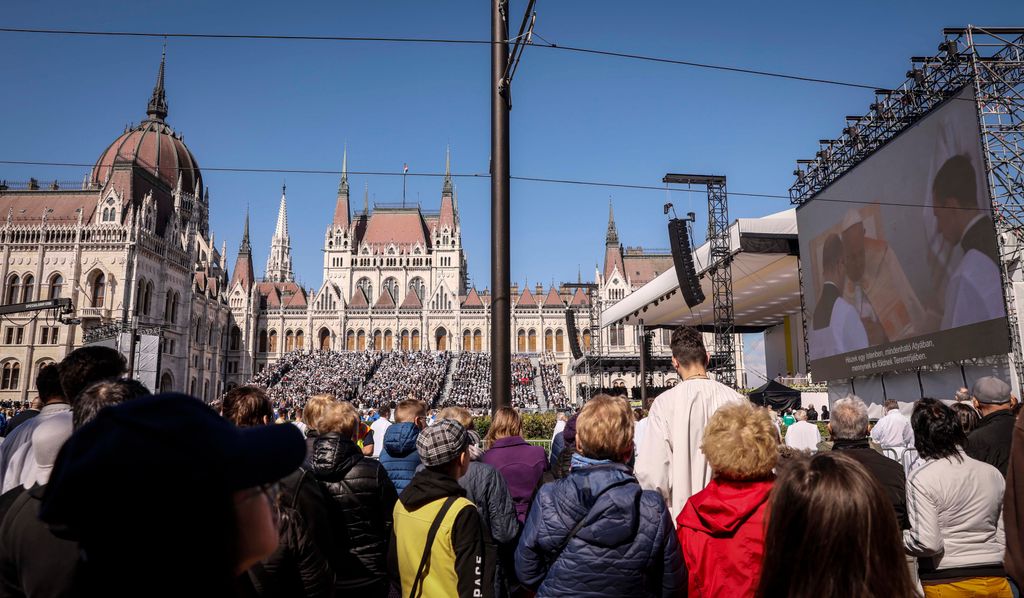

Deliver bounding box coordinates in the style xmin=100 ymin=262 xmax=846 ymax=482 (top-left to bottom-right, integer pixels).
xmin=676 ymin=402 xmax=778 ymax=597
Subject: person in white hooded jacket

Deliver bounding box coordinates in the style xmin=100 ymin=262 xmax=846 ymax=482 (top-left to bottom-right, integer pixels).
xmin=903 ymin=398 xmax=1010 ymax=598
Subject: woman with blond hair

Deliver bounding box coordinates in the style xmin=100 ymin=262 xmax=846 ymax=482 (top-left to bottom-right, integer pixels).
xmin=310 ymin=400 xmax=397 ymax=597
xmin=481 ymin=406 xmax=548 ymax=523
xmin=515 ymin=394 xmax=684 ymax=596
xmin=677 ymin=402 xmax=777 ymax=597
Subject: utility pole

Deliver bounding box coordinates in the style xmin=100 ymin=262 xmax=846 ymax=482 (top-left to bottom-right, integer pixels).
xmin=490 ymin=0 xmax=511 ymax=412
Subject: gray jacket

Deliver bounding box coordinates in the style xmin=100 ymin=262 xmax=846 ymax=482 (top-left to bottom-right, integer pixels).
xmin=904 ymin=449 xmax=1006 ymax=579
xmin=459 ymin=460 xmax=520 ymax=545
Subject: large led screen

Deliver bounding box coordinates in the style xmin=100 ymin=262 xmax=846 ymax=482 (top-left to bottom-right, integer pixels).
xmin=797 ymin=86 xmax=1009 ymax=380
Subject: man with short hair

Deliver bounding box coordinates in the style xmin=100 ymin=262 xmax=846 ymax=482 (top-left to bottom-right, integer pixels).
xmin=0 ymin=363 xmax=72 ymax=493
xmin=955 ymin=387 xmax=971 ymax=403
xmin=783 ymin=410 xmax=821 ymax=452
xmin=827 ymin=396 xmax=908 ymax=528
xmin=389 ymin=419 xmax=492 ymax=598
xmin=966 ymin=376 xmax=1015 ymax=477
xmin=370 ymin=402 xmax=394 ymax=459
xmin=636 ymin=326 xmax=744 ymax=517
xmin=870 ymin=399 xmax=914 ymax=450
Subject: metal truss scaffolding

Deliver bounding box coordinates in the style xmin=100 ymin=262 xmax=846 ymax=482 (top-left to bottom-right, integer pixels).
xmin=788 ymin=26 xmax=1024 ymax=384
xmin=664 ymin=174 xmax=736 ymax=387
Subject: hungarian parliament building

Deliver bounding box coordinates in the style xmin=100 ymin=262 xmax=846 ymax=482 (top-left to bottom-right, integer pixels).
xmin=0 ymin=56 xmax=734 ymax=404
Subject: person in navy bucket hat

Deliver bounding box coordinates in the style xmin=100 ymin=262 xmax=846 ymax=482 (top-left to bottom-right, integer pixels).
xmin=39 ymin=393 xmax=306 ymax=598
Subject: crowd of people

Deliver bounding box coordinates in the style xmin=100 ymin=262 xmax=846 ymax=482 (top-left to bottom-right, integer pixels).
xmin=1 ymin=326 xmax=1023 ymax=597
xmin=357 ymin=351 xmax=451 ymax=409
xmin=251 ymin=351 xmax=381 ymax=414
xmin=445 ymin=352 xmax=493 ymax=409
xmin=510 ymin=355 xmax=539 ymax=408
xmin=539 ymin=354 xmax=569 ymax=409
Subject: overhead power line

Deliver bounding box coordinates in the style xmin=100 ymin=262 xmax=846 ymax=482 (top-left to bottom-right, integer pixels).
xmin=0 ymin=159 xmax=993 ymax=212
xmin=0 ymin=26 xmax=886 ymax=92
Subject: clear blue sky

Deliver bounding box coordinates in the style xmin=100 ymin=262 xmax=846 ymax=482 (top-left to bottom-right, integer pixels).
xmin=2 ymin=1 xmax=1020 ymax=380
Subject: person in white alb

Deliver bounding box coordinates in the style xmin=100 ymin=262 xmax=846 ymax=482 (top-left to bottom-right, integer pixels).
xmin=369 ymin=402 xmax=394 ymax=458
xmin=871 ymin=399 xmax=914 ymax=450
xmin=784 ymin=409 xmax=821 ymax=452
xmin=635 ymin=326 xmax=744 ymax=518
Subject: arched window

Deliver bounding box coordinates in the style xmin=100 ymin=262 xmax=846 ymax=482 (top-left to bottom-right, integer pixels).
xmin=545 ymin=329 xmax=554 ymax=353
xmin=357 ymin=330 xmax=366 ymax=351
xmin=5 ymin=275 xmax=21 ymax=305
xmin=160 ymin=372 xmax=174 ymax=393
xmin=373 ymin=330 xmax=382 ymax=351
xmin=258 ymin=329 xmax=268 ymax=353
xmin=517 ymin=329 xmax=526 ymax=353
xmin=1 ymin=361 xmax=21 ymax=390
xmin=383 ymin=277 xmax=400 ymax=303
xmin=319 ymin=328 xmax=331 ymax=351
xmin=411 ymin=329 xmax=421 ymax=351
xmin=135 ymin=279 xmax=146 ymax=315
xmin=21 ymin=274 xmax=34 ymax=303
xmin=356 ymin=278 xmax=373 ymax=304
xmin=556 ymin=329 xmax=565 ymax=353
xmin=400 ymin=330 xmax=410 ymax=351
xmin=435 ymin=327 xmax=448 ymax=352
xmin=285 ymin=330 xmax=295 ymax=352
xmin=230 ymin=326 xmax=241 ymax=351
xmin=408 ymin=277 xmax=425 ymax=302
xmin=49 ymin=273 xmax=64 ymax=300
xmin=528 ymin=329 xmax=538 ymax=353
xmin=384 ymin=330 xmax=393 ymax=352
xmin=295 ymin=330 xmax=304 ymax=351
xmin=170 ymin=292 xmax=180 ymax=323
xmin=90 ymin=272 xmax=106 ymax=308
xmin=463 ymin=329 xmax=472 ymax=352
xmin=583 ymin=329 xmax=593 ymax=352
xmin=473 ymin=329 xmax=483 ymax=352
xmin=268 ymin=330 xmax=278 ymax=353
xmin=143 ymin=281 xmax=153 ymax=316
xmin=346 ymin=330 xmax=355 ymax=351
xmin=190 ymin=378 xmax=197 ymax=396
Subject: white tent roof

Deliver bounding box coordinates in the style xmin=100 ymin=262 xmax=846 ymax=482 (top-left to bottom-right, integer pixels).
xmin=603 ymin=208 xmax=801 ymax=331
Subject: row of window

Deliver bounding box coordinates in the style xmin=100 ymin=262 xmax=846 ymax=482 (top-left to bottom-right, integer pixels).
xmin=0 ymin=325 xmax=56 ymax=345
xmin=4 ymin=273 xmax=63 ymax=305
xmin=355 ymin=277 xmax=426 ymax=305
xmin=0 ymin=359 xmax=55 ymax=391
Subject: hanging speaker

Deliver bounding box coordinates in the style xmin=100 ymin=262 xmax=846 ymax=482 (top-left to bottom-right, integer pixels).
xmin=565 ymin=309 xmax=583 ymax=359
xmin=668 ymin=218 xmax=705 ymax=308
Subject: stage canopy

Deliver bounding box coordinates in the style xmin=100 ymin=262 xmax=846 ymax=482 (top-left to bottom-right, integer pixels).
xmin=603 ymin=209 xmax=800 ymax=332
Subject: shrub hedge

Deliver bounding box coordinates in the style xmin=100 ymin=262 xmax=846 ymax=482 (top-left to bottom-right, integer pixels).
xmin=473 ymin=411 xmax=557 ymax=440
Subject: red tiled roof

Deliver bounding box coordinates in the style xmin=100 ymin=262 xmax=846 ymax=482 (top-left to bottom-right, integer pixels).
xmin=623 ymin=254 xmax=674 ymax=288
xmin=462 ymin=287 xmax=483 ymax=308
xmin=362 ymin=209 xmax=428 ymax=248
xmin=438 ymin=195 xmax=455 ymax=230
xmin=604 ymin=244 xmax=625 ymax=281
xmin=332 ymin=193 xmax=350 ymax=229
xmin=0 ymin=190 xmax=97 ymax=224
xmin=256 ymin=281 xmax=307 ymax=309
xmin=516 ymin=286 xmax=538 ymax=307
xmin=91 ymin=119 xmax=201 ymax=194
xmin=400 ymin=291 xmax=422 ymax=309
xmin=570 ymin=288 xmax=590 ymax=306
xmin=349 ymin=287 xmax=369 ymax=309
xmin=543 ymin=287 xmax=564 ymax=308
xmin=375 ymin=290 xmax=396 ymax=309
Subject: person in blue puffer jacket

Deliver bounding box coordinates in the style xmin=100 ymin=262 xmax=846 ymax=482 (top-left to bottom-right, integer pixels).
xmin=515 ymin=394 xmax=685 ymax=598
xmin=379 ymin=398 xmax=425 ymax=493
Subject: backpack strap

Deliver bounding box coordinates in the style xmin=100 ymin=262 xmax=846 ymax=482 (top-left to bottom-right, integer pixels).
xmin=409 ymin=496 xmax=459 ymax=598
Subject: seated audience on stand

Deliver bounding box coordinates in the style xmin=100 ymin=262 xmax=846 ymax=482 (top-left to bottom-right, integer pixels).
xmin=904 ymin=398 xmax=1010 ymax=597
xmin=515 ymin=394 xmax=685 ymax=597
xmin=758 ymin=452 xmax=918 ymax=598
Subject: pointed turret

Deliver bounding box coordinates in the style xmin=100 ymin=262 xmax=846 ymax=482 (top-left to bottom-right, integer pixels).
xmin=230 ymin=210 xmax=255 ymax=291
xmin=265 ymin=185 xmax=295 ymax=282
xmin=333 ymin=148 xmax=351 ymax=229
xmin=438 ymin=146 xmax=456 ymax=230
xmin=146 ymin=46 xmax=169 ymax=121
xmin=442 ymin=144 xmax=453 ymax=197
xmin=603 ymin=199 xmax=625 ymax=281
xmin=363 ymin=183 xmax=369 ymax=214
xmin=605 ymin=198 xmax=619 ymax=246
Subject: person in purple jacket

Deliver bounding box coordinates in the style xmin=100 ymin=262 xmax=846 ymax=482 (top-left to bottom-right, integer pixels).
xmin=482 ymin=407 xmax=548 ymax=523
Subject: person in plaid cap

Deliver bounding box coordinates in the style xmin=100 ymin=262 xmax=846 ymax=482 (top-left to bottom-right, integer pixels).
xmin=389 ymin=418 xmax=494 ymax=597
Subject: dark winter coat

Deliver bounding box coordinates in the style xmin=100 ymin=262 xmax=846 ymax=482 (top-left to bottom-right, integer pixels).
xmin=380 ymin=422 xmax=421 ymax=494
xmin=459 ymin=460 xmax=519 ymax=545
xmin=515 ymin=462 xmax=685 ymax=597
xmin=481 ymin=436 xmax=547 ymax=523
xmin=278 ymin=466 xmax=337 ymax=570
xmin=832 ymin=437 xmax=909 ymax=529
xmin=0 ymin=484 xmax=79 ymax=598
xmin=247 ymin=506 xmax=334 ymax=598
xmin=967 ymin=409 xmax=1015 ymax=477
xmin=311 ymin=433 xmax=398 ymax=590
